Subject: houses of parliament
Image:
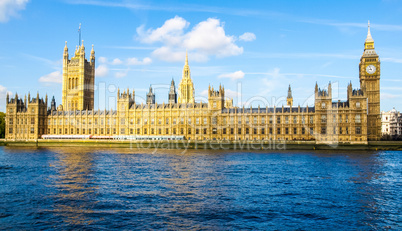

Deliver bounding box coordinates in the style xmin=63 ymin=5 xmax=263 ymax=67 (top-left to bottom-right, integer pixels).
xmin=5 ymin=23 xmax=381 ymax=144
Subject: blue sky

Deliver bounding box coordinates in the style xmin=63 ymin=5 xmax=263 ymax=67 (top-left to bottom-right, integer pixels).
xmin=1 ymin=0 xmax=402 ymax=112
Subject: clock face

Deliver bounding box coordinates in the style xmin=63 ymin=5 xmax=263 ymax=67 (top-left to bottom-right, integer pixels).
xmin=366 ymin=65 xmax=376 ymax=74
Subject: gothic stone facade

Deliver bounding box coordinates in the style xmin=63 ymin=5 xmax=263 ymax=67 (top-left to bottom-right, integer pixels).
xmin=5 ymin=24 xmax=380 ymax=144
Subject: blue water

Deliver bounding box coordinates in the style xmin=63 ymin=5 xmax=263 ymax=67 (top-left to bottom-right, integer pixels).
xmin=0 ymin=147 xmax=401 ymax=230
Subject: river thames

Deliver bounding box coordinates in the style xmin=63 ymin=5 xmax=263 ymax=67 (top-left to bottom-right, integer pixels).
xmin=0 ymin=147 xmax=401 ymax=230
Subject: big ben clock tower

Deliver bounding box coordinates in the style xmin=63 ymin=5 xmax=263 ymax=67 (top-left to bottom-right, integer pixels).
xmin=359 ymin=21 xmax=381 ymax=140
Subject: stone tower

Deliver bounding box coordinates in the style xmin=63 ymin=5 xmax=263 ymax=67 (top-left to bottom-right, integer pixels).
xmin=359 ymin=21 xmax=381 ymax=140
xmin=62 ymin=41 xmax=95 ymax=111
xmin=168 ymin=78 xmax=177 ymax=104
xmin=287 ymin=85 xmax=293 ymax=107
xmin=178 ymin=51 xmax=195 ymax=104
xmin=146 ymin=86 xmax=155 ymax=104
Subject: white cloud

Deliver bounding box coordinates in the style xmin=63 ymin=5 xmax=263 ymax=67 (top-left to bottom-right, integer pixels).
xmin=98 ymin=56 xmax=108 ymax=64
xmin=0 ymin=0 xmax=29 ymax=23
xmin=127 ymin=57 xmax=152 ymax=65
xmin=111 ymin=58 xmax=123 ymax=65
xmin=115 ymin=70 xmax=128 ymax=78
xmin=96 ymin=65 xmax=109 ymax=77
xmin=137 ymin=15 xmax=188 ymax=45
xmin=137 ymin=16 xmax=245 ymax=62
xmin=239 ymin=32 xmax=256 ymax=42
xmin=38 ymin=71 xmax=62 ymax=84
xmin=218 ymin=71 xmax=245 ymax=80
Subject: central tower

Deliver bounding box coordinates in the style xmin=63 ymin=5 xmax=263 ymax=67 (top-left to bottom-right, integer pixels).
xmin=359 ymin=21 xmax=381 ymax=140
xmin=178 ymin=51 xmax=195 ymax=104
xmin=62 ymin=41 xmax=95 ymax=111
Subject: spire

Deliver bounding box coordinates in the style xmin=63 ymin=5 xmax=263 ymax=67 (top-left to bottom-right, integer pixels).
xmin=185 ymin=50 xmax=188 ymax=66
xmin=91 ymin=44 xmax=95 ymax=54
xmin=64 ymin=41 xmax=68 ymax=51
xmin=287 ymin=85 xmax=292 ymax=98
xmin=364 ymin=20 xmax=375 ymax=51
xmin=366 ymin=20 xmax=374 ymax=43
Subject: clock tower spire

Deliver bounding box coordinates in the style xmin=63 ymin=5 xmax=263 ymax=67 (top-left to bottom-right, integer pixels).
xmin=359 ymin=21 xmax=381 ymax=140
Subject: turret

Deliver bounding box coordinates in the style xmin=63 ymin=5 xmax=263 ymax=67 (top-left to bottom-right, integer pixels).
xmin=287 ymin=84 xmax=293 ymax=107
xmin=51 ymin=96 xmax=56 ymax=111
xmin=146 ymin=85 xmax=155 ymax=104
xmin=90 ymin=44 xmax=95 ymax=63
xmin=168 ymin=78 xmax=177 ymax=104
xmin=6 ymin=92 xmax=9 ymax=104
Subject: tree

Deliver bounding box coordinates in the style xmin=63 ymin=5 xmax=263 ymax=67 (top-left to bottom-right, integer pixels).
xmin=0 ymin=112 xmax=5 ymax=138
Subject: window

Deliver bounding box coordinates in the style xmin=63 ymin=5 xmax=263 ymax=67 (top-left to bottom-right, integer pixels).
xmin=151 ymin=128 xmax=154 ymax=135
xmin=269 ymin=128 xmax=273 ymax=134
xmin=294 ymin=128 xmax=297 ymax=135
xmin=223 ymin=128 xmax=227 ymax=135
xmin=95 ymin=128 xmax=98 ymax=134
xmin=212 ymin=117 xmax=217 ymax=125
xmin=158 ymin=129 xmax=162 ymax=135
xmin=253 ymin=128 xmax=257 ymax=134
xmin=339 ymin=127 xmax=343 ymax=134
xmin=322 ymin=102 xmax=326 ymax=109
xmin=262 ymin=117 xmax=265 ymax=124
xmin=173 ymin=119 xmax=176 ymax=125
xmin=144 ymin=128 xmax=147 ymax=135
xmin=188 ymin=128 xmax=191 ymax=134
xmin=204 ymin=118 xmax=207 ymax=125
xmin=230 ymin=128 xmax=234 ymax=135
xmin=144 ymin=119 xmax=148 ymax=125
xmin=321 ymin=127 xmax=326 ymax=135
xmin=321 ymin=115 xmax=327 ymax=123
xmin=261 ymin=128 xmax=265 ymax=135
xmin=166 ymin=128 xmax=169 ymax=134
xmin=245 ymin=117 xmax=249 ymax=124
xmin=9 ymin=128 xmax=13 ymax=134
xmin=269 ymin=116 xmax=273 ymax=124
xmin=246 ymin=128 xmax=249 ymax=134
xmin=310 ymin=116 xmax=314 ymax=124
xmin=230 ymin=117 xmax=234 ymax=124
xmin=277 ymin=128 xmax=281 ymax=135
xmin=173 ymin=128 xmax=176 ymax=135
xmin=158 ymin=119 xmax=161 ymax=125
xmin=151 ymin=119 xmax=155 ymax=125
xmin=137 ymin=128 xmax=140 ymax=134
xmin=83 ymin=129 xmax=86 ymax=134
xmin=166 ymin=118 xmax=169 ymax=125
xmin=302 ymin=127 xmax=305 ymax=134
xmin=30 ymin=128 xmax=35 ymax=134
xmin=196 ymin=129 xmax=199 ymax=134
xmin=30 ymin=118 xmax=35 ymax=125
xmin=238 ymin=128 xmax=241 ymax=134
xmin=345 ymin=115 xmax=349 ymax=123
xmin=356 ymin=127 xmax=361 ymax=135
xmin=285 ymin=116 xmax=289 ymax=124
xmin=121 ymin=118 xmax=125 ymax=125
xmin=203 ymin=128 xmax=207 ymax=135
xmin=253 ymin=117 xmax=257 ymax=124
xmin=302 ymin=116 xmax=305 ymax=124
xmin=277 ymin=117 xmax=281 ymax=124
xmin=285 ymin=128 xmax=289 ymax=134
xmin=213 ymin=102 xmax=217 ymax=108
xmin=356 ymin=102 xmax=361 ymax=108
xmin=83 ymin=119 xmax=86 ymax=125
xmin=196 ymin=118 xmax=199 ymax=124
xmin=293 ymin=116 xmax=297 ymax=124
xmin=113 ymin=128 xmax=116 ymax=134
xmin=355 ymin=115 xmax=361 ymax=123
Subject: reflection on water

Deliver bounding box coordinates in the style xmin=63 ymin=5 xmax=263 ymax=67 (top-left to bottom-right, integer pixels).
xmin=0 ymin=147 xmax=401 ymax=230
xmin=50 ymin=148 xmax=98 ymax=226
